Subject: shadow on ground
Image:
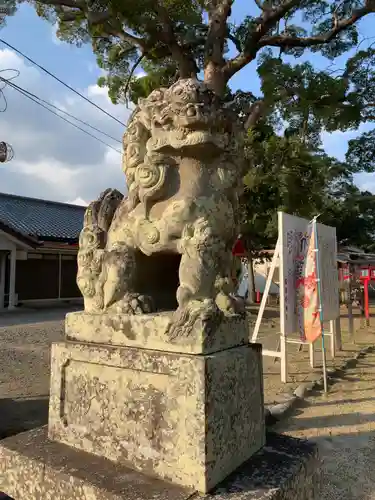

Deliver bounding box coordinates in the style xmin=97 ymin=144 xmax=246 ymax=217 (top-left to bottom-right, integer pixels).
xmin=0 ymin=397 xmax=49 ymax=499
xmin=0 ymin=396 xmax=49 ymax=440
xmin=274 ymin=350 xmax=375 ymax=500
xmin=283 ymin=423 xmax=375 ymax=500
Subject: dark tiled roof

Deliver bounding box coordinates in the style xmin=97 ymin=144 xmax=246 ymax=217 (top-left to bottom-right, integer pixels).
xmin=0 ymin=192 xmax=86 ymax=242
xmin=0 ymin=219 xmax=39 ymax=247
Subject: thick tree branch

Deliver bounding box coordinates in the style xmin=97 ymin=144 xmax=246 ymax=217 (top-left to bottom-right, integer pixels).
xmin=35 ymin=0 xmax=84 ymax=7
xmin=59 ymin=10 xmax=81 ymax=22
xmin=204 ymin=0 xmax=233 ymax=94
xmin=224 ymin=1 xmax=375 ymax=82
xmin=253 ymin=0 xmax=266 ymax=10
xmin=244 ymin=100 xmax=267 ymax=130
xmin=205 ymin=0 xmax=233 ymax=65
xmin=154 ymin=4 xmax=197 ymax=78
xmin=223 ymin=0 xmax=301 ymax=79
xmin=259 ymin=5 xmax=374 ymax=49
xmin=86 ymin=10 xmax=112 ymax=25
xmin=37 ymin=0 xmax=147 ymax=51
xmin=101 ymin=23 xmax=147 ymax=51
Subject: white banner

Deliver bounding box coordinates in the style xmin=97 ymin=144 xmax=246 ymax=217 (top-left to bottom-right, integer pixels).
xmin=279 ymin=212 xmax=339 ymax=337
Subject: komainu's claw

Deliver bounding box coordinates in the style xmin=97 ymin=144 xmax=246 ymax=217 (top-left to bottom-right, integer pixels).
xmin=167 ymin=299 xmax=222 ymax=341
xmin=108 ymin=293 xmax=155 ymax=315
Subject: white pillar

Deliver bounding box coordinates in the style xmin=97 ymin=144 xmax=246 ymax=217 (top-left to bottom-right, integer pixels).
xmin=8 ymin=248 xmax=16 ymax=309
xmin=58 ymin=253 xmax=62 ymax=299
xmin=0 ymin=252 xmax=5 ymax=309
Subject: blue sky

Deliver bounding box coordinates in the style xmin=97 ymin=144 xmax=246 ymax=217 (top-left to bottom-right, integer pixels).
xmin=0 ymin=2 xmax=374 ymax=203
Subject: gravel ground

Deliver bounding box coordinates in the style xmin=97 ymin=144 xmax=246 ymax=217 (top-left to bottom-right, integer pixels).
xmin=0 ymin=321 xmax=62 ymax=396
xmin=0 ymin=306 xmax=79 ymax=438
xmin=274 ymin=351 xmax=375 ymax=499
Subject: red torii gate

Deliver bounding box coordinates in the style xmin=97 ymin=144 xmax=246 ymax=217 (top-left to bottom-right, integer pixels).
xmin=232 ymin=235 xmax=246 ymax=257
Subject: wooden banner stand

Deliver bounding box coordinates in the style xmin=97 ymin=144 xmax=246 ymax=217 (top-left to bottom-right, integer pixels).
xmin=251 ymin=239 xmax=342 ymax=383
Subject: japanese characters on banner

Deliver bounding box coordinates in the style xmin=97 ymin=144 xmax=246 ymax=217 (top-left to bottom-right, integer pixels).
xmin=278 ymin=212 xmax=339 ymax=341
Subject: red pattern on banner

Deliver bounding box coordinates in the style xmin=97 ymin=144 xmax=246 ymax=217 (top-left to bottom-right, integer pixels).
xmin=296 ymin=271 xmax=317 ymax=290
xmin=300 ymin=225 xmax=322 ymax=343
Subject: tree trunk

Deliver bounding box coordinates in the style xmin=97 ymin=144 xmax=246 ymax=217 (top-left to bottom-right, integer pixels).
xmin=247 ymin=255 xmax=256 ymax=304
xmin=203 ymin=63 xmax=227 ymax=96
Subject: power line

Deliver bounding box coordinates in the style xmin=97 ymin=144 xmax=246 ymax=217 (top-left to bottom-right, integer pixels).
xmin=2 ymin=77 xmax=122 ymax=154
xmin=0 ymin=38 xmax=127 ymax=127
xmin=0 ymin=77 xmax=123 ymax=144
xmin=0 ymin=69 xmax=20 ymax=112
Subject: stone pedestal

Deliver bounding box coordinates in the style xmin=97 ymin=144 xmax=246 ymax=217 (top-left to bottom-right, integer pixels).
xmin=0 ymin=427 xmax=321 ymax=500
xmin=48 ymin=338 xmax=265 ymax=493
xmin=65 ymin=310 xmax=249 ymax=354
xmin=0 ymin=310 xmax=323 ymax=500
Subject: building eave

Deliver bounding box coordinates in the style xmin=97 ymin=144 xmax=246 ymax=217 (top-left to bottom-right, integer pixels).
xmin=0 ymin=221 xmax=39 ymax=249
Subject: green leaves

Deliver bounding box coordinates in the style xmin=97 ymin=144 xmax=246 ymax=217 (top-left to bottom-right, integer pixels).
xmin=320 ymin=183 xmax=375 ymax=251
xmin=3 ymin=0 xmax=375 ymax=104
xmin=239 ymin=127 xmax=330 ymax=252
xmin=347 ymin=130 xmax=375 ymax=173
xmin=3 ymin=0 xmax=375 ymax=250
xmin=240 ymin=125 xmax=375 ymax=253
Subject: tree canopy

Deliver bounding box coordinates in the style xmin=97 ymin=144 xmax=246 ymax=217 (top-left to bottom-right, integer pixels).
xmin=239 ymin=126 xmax=375 ymax=254
xmin=4 ymin=0 xmax=375 ymax=249
xmin=5 ymin=0 xmax=373 ymax=169
xmin=4 ymin=1 xmax=375 ymax=99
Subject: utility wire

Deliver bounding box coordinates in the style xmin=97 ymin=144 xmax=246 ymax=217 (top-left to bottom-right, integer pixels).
xmin=0 ymin=77 xmax=123 ymax=144
xmin=0 ymin=38 xmax=127 ymax=127
xmin=0 ymin=69 xmax=20 ymax=112
xmin=3 ymin=77 xmax=122 ymax=154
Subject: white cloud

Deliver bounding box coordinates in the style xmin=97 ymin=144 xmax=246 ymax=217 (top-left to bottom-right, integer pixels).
xmin=0 ymin=48 xmax=131 ymax=203
xmin=67 ymin=197 xmax=88 ymax=206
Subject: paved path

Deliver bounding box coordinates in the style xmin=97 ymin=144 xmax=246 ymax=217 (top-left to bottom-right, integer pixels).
xmin=275 ymin=351 xmax=375 ymax=499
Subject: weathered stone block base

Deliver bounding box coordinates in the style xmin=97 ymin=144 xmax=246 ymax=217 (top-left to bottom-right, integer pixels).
xmin=65 ymin=311 xmax=249 ymax=354
xmin=0 ymin=427 xmax=321 ymax=500
xmin=48 ymin=341 xmax=265 ymax=492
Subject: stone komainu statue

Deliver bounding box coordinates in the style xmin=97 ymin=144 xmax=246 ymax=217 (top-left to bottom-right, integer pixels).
xmin=76 ymin=78 xmax=245 ymax=337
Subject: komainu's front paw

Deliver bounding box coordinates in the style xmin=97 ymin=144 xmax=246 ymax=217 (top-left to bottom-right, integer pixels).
xmin=167 ymin=299 xmax=221 ymax=341
xmin=215 ymin=291 xmax=246 ymax=317
xmin=108 ymin=293 xmax=155 ymax=315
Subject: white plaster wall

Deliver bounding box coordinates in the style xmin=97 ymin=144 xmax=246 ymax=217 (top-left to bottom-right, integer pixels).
xmin=0 ymin=233 xmax=14 ymax=251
